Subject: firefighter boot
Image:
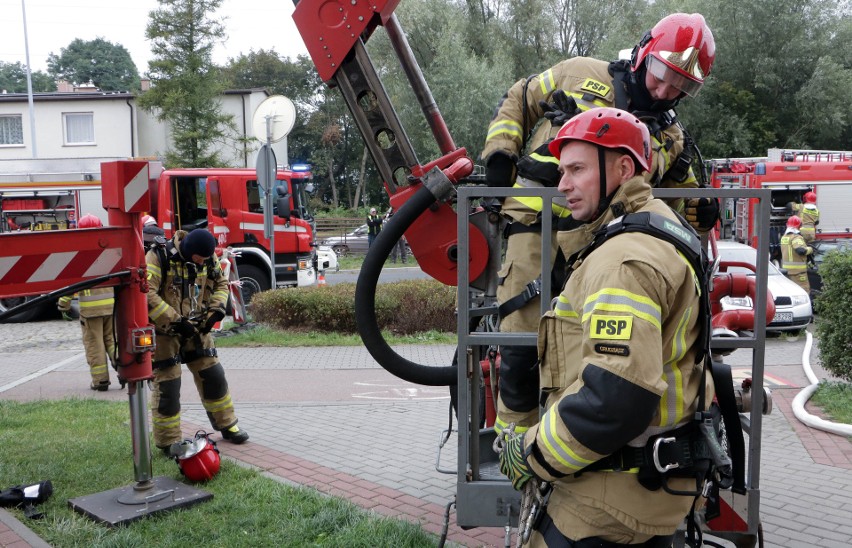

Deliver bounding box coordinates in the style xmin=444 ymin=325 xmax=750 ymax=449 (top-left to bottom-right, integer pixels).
xmin=90 ymin=380 xmax=110 ymax=392
xmin=221 ymin=425 xmax=249 ymax=444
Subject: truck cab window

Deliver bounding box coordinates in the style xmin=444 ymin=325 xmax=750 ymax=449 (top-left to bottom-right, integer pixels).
xmin=247 ymin=180 xmax=263 ymax=213
xmin=174 ymin=177 xmax=208 ymax=231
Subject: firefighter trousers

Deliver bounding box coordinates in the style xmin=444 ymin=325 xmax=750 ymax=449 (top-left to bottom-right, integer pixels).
xmin=150 ymin=334 xmax=239 ymax=448
xmin=80 ymin=315 xmax=115 ymax=386
xmin=495 ymin=228 xmax=559 ymax=431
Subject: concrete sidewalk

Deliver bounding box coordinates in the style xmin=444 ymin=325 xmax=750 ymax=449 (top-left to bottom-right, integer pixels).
xmin=1 ymin=322 xmax=851 ymax=547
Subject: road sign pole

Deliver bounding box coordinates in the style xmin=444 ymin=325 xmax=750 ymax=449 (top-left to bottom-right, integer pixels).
xmin=256 ymin=141 xmax=277 ymax=288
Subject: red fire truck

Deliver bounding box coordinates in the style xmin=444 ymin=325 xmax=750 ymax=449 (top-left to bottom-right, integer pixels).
xmin=150 ymin=165 xmax=324 ymax=303
xmin=708 ymin=148 xmax=852 ymax=259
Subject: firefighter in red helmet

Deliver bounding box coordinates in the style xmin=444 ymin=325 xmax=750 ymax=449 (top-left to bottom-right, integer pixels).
xmin=57 ymin=214 xmax=117 ymax=391
xmin=781 ymin=215 xmax=813 ymax=293
xmin=789 ymin=191 xmax=819 ymax=243
xmin=481 ymin=13 xmax=718 ymax=441
xmin=498 ymin=108 xmax=710 ymax=545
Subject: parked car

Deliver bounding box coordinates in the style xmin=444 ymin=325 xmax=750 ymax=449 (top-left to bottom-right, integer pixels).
xmin=715 ymin=240 xmax=812 ymax=331
xmin=321 ymin=224 xmax=411 ymax=257
xmin=807 ymin=239 xmax=852 ymax=299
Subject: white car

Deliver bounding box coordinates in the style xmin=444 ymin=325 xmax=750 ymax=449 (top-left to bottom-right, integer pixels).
xmin=316 ymin=245 xmax=339 ymax=272
xmin=715 ymin=240 xmax=812 ymax=332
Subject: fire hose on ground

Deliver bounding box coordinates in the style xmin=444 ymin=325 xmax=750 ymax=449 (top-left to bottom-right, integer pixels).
xmin=791 ymin=331 xmax=852 ymax=437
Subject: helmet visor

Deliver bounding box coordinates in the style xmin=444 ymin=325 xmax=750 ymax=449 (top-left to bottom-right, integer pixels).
xmin=647 ymin=54 xmax=703 ymax=97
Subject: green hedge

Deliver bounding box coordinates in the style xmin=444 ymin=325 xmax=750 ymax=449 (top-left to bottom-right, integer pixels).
xmin=814 ymin=249 xmax=852 ymax=382
xmin=250 ymin=279 xmax=457 ymax=335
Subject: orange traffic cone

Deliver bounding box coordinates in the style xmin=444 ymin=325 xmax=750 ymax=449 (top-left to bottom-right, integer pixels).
xmin=318 ymin=271 xmax=327 ymax=286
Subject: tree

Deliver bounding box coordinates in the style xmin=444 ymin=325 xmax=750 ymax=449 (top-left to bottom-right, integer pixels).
xmin=139 ymin=0 xmax=235 ymax=168
xmin=47 ymin=38 xmax=140 ymax=91
xmin=0 ymin=62 xmax=56 ymax=93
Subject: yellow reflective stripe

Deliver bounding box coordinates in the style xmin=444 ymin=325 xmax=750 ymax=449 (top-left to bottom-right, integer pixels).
xmin=540 ymin=405 xmax=593 ymax=472
xmin=204 ymin=394 xmax=234 ymax=414
xmin=486 ymin=119 xmax=523 ymax=142
xmin=677 ymin=251 xmax=701 ymax=296
xmin=149 ymin=300 xmax=170 ymax=321
xmin=493 ymin=417 xmax=530 ymax=437
xmin=147 ymin=262 xmax=162 ymax=278
xmin=538 ymin=69 xmax=556 ymax=95
xmin=554 ymin=295 xmax=578 ymax=318
xmin=58 ymin=295 xmax=73 ymax=306
xmin=661 ymin=306 xmax=691 ymax=426
xmin=213 ymin=289 xmax=229 ymax=300
xmin=152 ymin=414 xmax=181 ymax=428
xmin=582 ymin=289 xmax=662 ymax=331
xmin=78 ymin=298 xmax=114 ymax=308
xmin=528 ymin=152 xmax=559 ymax=165
xmin=567 ymin=92 xmax=609 ymax=109
xmin=90 ymin=364 xmax=108 ymax=375
xmin=511 ymin=194 xmax=571 ymax=217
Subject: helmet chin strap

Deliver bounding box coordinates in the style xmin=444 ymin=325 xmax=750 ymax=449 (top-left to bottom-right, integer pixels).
xmin=592 ymin=147 xmax=614 ymax=221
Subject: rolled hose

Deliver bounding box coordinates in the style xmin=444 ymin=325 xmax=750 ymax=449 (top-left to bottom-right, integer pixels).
xmin=355 ymin=184 xmax=457 ymax=386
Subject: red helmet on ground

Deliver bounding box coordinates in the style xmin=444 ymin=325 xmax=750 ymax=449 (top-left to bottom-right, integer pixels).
xmin=141 ymin=214 xmax=158 ymax=227
xmin=548 ymin=107 xmax=652 ymax=173
xmin=787 ymin=216 xmax=802 ymax=229
xmin=632 ymin=13 xmax=716 ymax=97
xmin=803 ymin=192 xmax=817 ymax=204
xmin=77 ymin=214 xmax=102 ymax=228
xmin=173 ymin=431 xmax=221 ymax=482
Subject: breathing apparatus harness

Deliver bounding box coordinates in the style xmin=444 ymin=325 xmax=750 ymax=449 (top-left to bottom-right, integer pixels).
xmin=150 ymin=238 xmax=218 ymax=368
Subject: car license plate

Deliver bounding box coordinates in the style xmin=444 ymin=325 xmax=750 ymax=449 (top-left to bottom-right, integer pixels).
xmin=773 ymin=311 xmax=793 ymax=323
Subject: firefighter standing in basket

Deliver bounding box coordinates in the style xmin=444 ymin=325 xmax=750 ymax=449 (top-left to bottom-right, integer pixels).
xmin=146 ymin=229 xmax=249 ymax=454
xmin=498 ymin=108 xmax=713 ymax=545
xmin=482 ymin=13 xmax=719 ymax=438
xmin=780 ymin=215 xmax=813 ymax=294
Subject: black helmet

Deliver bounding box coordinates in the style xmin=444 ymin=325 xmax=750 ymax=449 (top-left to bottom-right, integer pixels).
xmin=179 ymin=230 xmax=217 ymax=259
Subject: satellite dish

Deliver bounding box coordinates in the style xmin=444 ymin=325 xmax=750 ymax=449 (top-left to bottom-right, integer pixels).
xmin=252 ymin=95 xmax=296 ymax=144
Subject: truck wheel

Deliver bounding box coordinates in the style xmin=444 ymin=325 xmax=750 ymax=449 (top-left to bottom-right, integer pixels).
xmin=332 ymin=244 xmax=349 ymax=256
xmin=238 ymin=265 xmax=270 ymax=305
xmin=0 ymin=296 xmax=49 ymax=323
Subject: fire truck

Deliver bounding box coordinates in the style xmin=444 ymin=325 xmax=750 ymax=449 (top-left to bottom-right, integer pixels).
xmin=708 ymin=148 xmax=852 ymax=259
xmin=150 ymin=165 xmax=324 ymax=304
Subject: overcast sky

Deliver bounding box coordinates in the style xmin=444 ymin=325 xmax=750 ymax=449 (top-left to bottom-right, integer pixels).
xmin=1 ymin=0 xmax=310 ymax=74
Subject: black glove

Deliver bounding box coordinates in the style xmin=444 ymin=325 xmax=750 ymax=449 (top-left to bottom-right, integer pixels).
xmin=171 ymin=317 xmax=198 ymax=339
xmin=685 ymin=197 xmax=720 ymax=231
xmin=539 ymin=89 xmax=580 ymax=127
xmin=201 ymin=309 xmax=226 ymax=334
xmin=484 ymin=151 xmax=517 ymax=188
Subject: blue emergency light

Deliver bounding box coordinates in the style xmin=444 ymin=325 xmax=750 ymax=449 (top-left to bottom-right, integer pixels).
xmin=291 ymin=164 xmax=311 ymax=172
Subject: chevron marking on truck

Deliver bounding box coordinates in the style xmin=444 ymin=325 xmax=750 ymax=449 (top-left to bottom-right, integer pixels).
xmin=0 ymin=248 xmax=122 ymax=285
xmin=123 ymin=164 xmax=149 ymax=212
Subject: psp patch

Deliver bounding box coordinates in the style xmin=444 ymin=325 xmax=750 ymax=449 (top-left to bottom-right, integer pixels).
xmin=589 ymin=314 xmax=633 ymax=340
xmin=580 ymin=78 xmax=611 ymax=98
xmin=595 ymin=343 xmax=630 ymax=357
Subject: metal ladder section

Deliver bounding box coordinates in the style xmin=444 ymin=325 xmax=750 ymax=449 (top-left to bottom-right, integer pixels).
xmin=454 ymin=186 xmax=773 ymax=547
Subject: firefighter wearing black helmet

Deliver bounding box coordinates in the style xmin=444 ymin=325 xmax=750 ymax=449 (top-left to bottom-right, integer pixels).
xmin=146 ymin=229 xmax=249 ymax=454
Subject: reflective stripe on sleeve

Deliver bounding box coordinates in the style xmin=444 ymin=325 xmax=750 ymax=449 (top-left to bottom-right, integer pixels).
xmin=582 ymin=289 xmax=662 ymax=331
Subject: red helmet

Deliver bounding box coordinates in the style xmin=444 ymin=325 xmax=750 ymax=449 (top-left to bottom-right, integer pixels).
xmin=632 ymin=13 xmax=716 ymax=97
xmin=173 ymin=431 xmax=221 ymax=482
xmin=803 ymin=191 xmax=817 ymax=204
xmin=787 ymin=216 xmax=802 ymax=229
xmin=141 ymin=214 xmax=158 ymax=227
xmin=548 ymin=107 xmax=652 ymax=172
xmin=77 ymin=214 xmax=103 ymax=228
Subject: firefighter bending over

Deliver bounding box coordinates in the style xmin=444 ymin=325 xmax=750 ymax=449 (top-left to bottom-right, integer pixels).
xmin=146 ymin=229 xmax=249 ymax=454
xmin=483 ymin=13 xmax=718 ymax=438
xmin=499 ymin=108 xmax=712 ymax=545
xmin=780 ymin=215 xmax=813 ymax=294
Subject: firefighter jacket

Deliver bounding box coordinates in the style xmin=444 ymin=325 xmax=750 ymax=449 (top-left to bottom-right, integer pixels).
xmin=482 ymin=57 xmax=697 ymax=226
xmin=523 ymin=176 xmax=711 ymax=540
xmin=145 ymin=231 xmax=230 ymax=332
xmin=57 ymin=287 xmax=114 ymax=318
xmin=780 ymin=229 xmax=812 ymax=277
xmin=791 ymin=202 xmax=819 ymax=242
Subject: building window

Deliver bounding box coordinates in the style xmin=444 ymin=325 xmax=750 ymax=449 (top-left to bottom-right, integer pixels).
xmin=0 ymin=115 xmax=24 ymax=146
xmin=63 ymin=112 xmax=95 ymax=145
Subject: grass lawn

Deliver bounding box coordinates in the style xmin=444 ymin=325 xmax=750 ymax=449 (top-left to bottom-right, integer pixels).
xmin=0 ymin=399 xmax=440 ymax=547
xmin=811 ymin=381 xmax=852 ymax=428
xmin=214 ymin=325 xmax=455 ymax=347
